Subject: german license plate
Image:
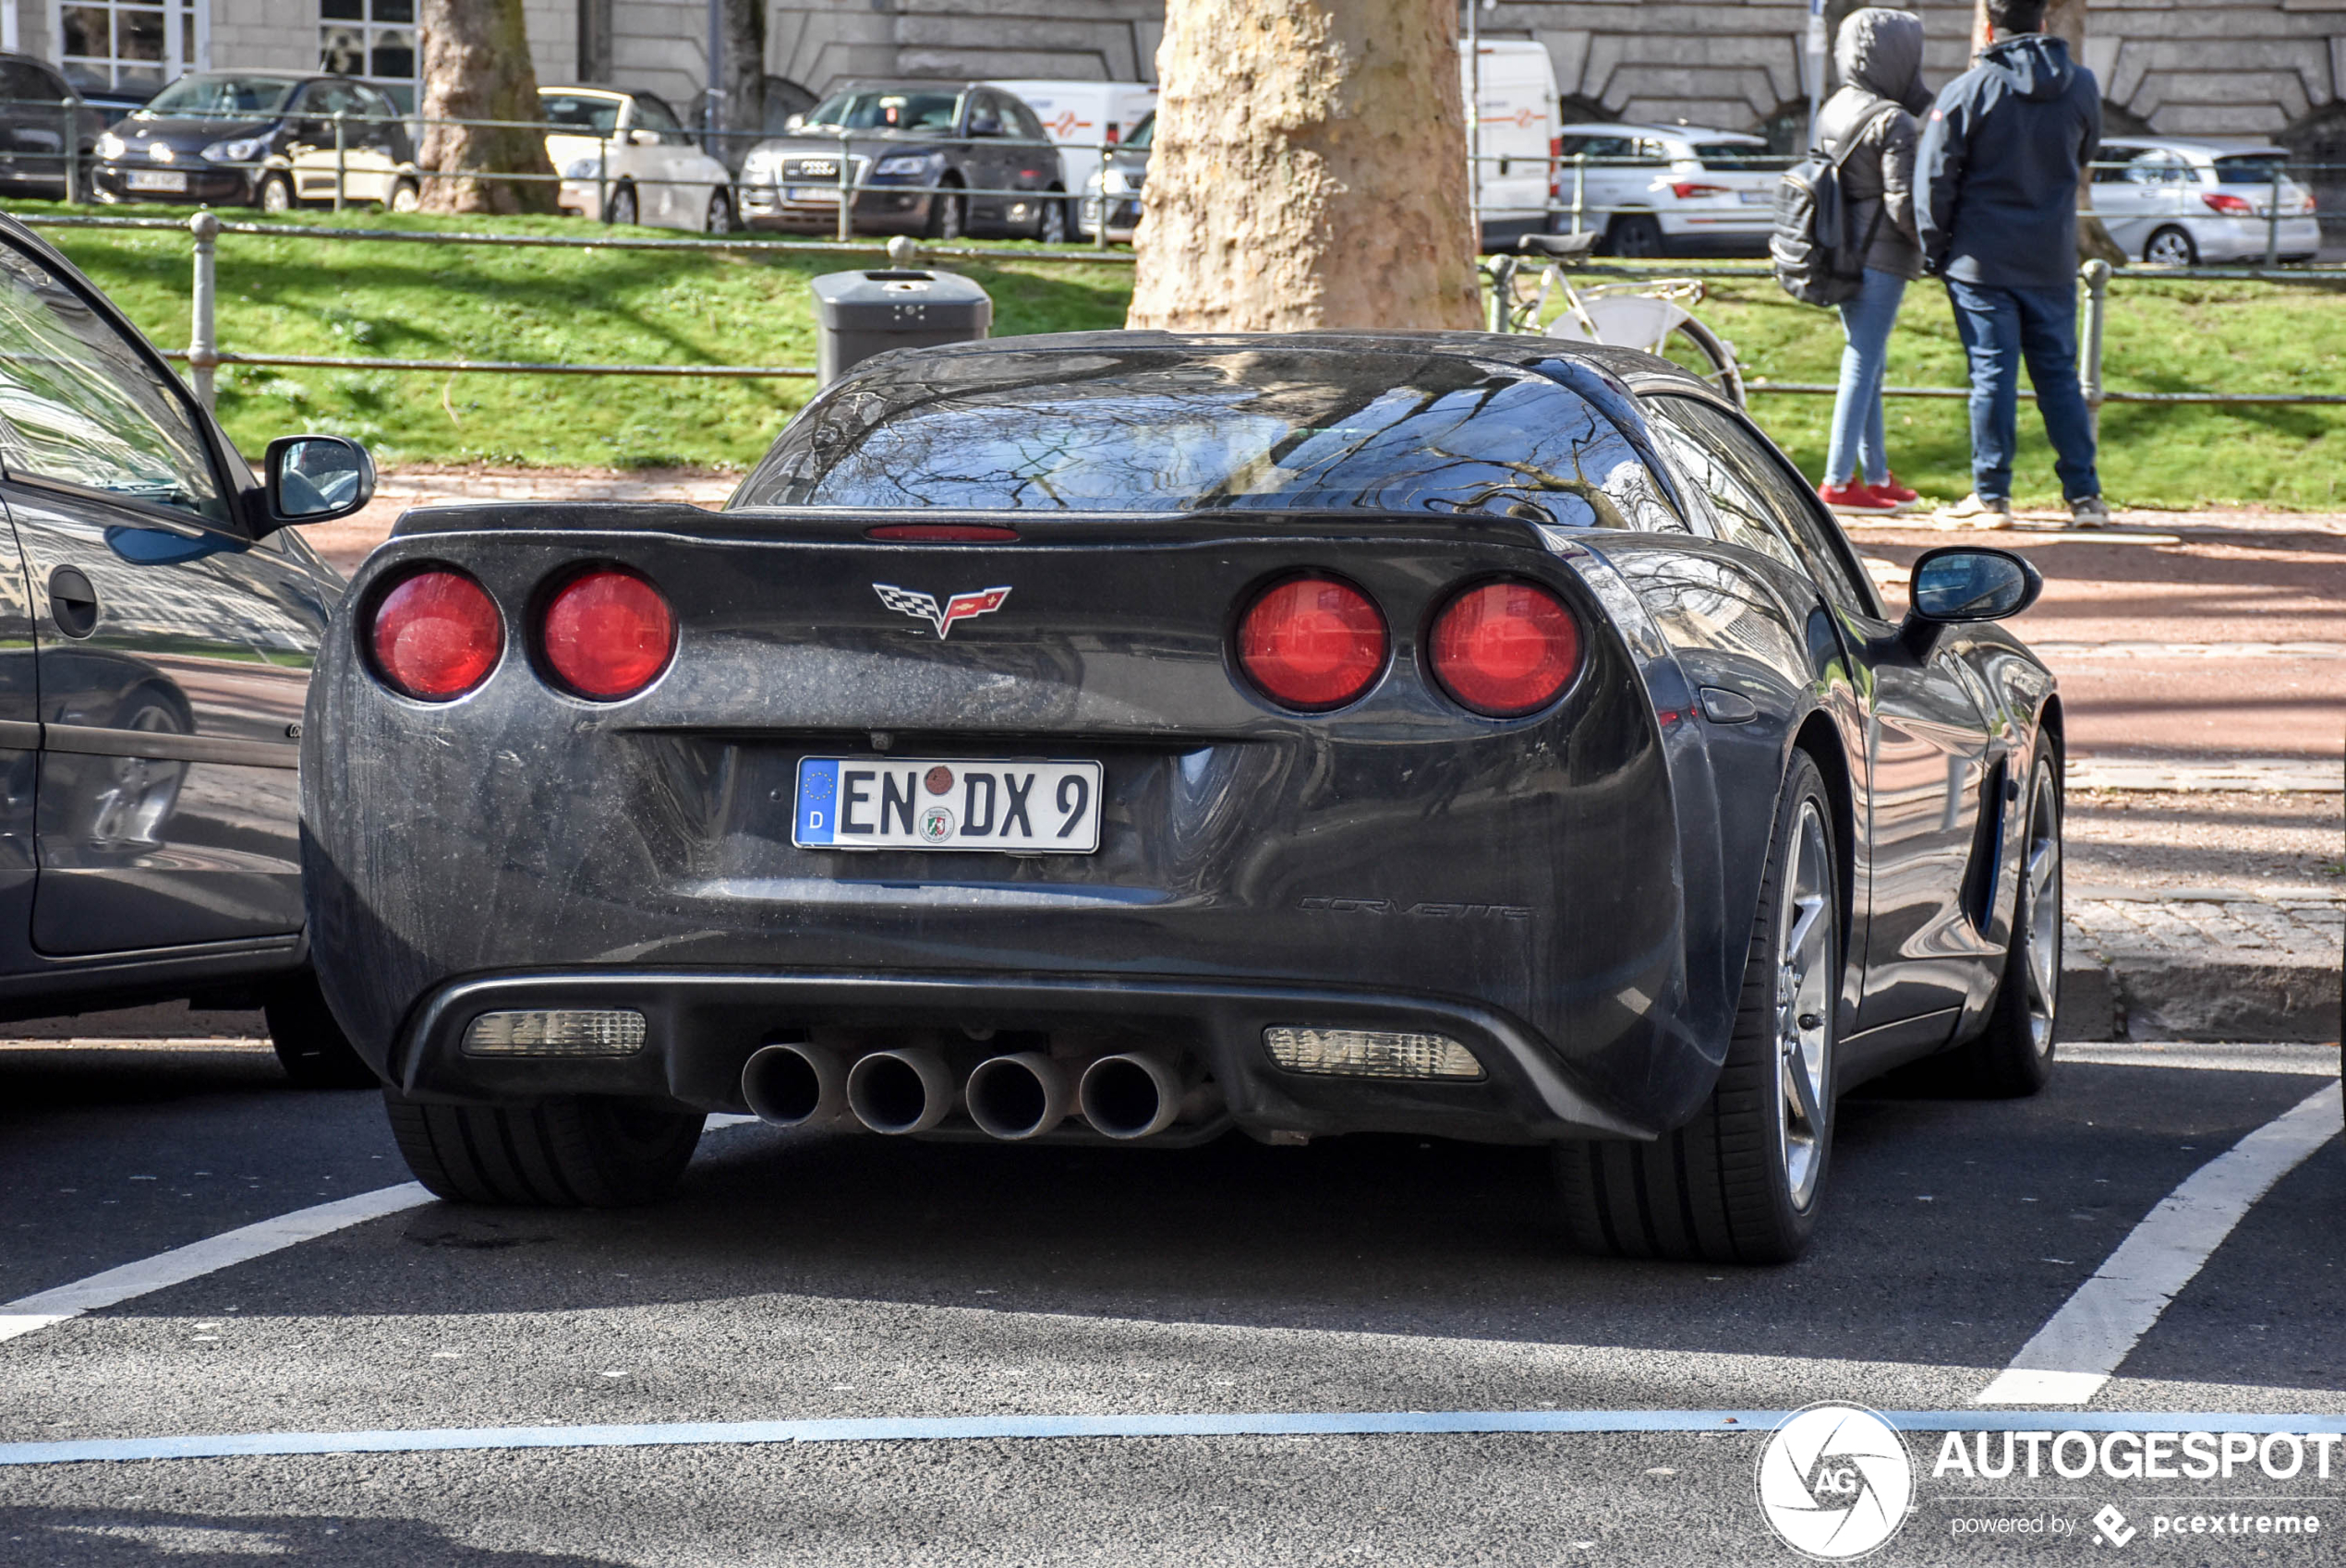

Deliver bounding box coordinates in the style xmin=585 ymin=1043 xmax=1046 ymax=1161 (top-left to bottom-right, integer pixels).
xmin=126 ymin=170 xmax=187 ymax=193
xmin=1738 ymin=189 xmax=1772 ymax=205
xmin=793 ymin=758 xmax=1102 ymax=853
xmin=785 ymin=186 xmax=839 ymax=203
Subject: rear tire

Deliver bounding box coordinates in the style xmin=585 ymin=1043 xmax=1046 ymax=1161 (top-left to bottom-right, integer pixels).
xmin=703 ymin=187 xmax=733 ymax=234
xmin=1602 ymin=212 xmax=1665 ymax=259
xmin=1035 ymin=190 xmax=1068 ymax=243
xmin=1939 ymin=752 xmax=2062 ymax=1097
xmin=266 ymin=971 xmax=379 ymax=1090
xmin=258 ymin=173 xmax=294 ymax=213
xmin=388 ymin=179 xmax=420 ymax=213
xmin=606 ymin=182 xmax=638 ymax=227
xmin=383 ymin=1090 xmax=702 ymax=1207
xmin=2144 ymin=225 xmax=2197 ymax=266
xmin=1555 ymin=753 xmax=1839 ymax=1264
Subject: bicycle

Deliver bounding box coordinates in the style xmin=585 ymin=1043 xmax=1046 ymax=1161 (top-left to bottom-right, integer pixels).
xmin=1480 ymin=233 xmax=1746 ymax=406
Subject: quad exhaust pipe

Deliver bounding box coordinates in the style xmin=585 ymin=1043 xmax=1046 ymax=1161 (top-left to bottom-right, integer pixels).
xmin=965 ymin=1051 xmax=1072 ymax=1140
xmin=742 ymin=1042 xmax=1200 ymax=1141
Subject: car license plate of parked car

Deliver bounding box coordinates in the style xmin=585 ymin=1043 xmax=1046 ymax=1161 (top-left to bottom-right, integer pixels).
xmin=126 ymin=171 xmax=187 ymax=193
xmin=793 ymin=758 xmax=1102 ymax=852
xmin=1738 ymin=189 xmax=1772 ymax=204
xmin=785 ymin=186 xmax=839 ymax=203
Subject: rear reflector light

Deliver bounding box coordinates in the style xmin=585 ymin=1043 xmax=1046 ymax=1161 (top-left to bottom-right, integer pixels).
xmin=462 ymin=1009 xmax=646 ymax=1056
xmin=1236 ymin=576 xmax=1386 ymax=710
xmin=2203 ymin=192 xmax=2253 ymax=215
xmin=1429 ymin=580 xmax=1582 ymax=717
xmin=1671 ymin=181 xmax=1731 ymax=199
xmin=1264 ymin=1027 xmax=1483 ymax=1080
xmin=865 ymin=524 xmax=1022 ymax=542
xmin=541 ymin=568 xmax=676 ymax=700
xmin=369 ymin=569 xmax=502 ymax=701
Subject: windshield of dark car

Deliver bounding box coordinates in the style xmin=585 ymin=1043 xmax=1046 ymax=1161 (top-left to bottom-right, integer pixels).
xmin=140 ymin=75 xmax=298 ymax=118
xmin=735 ymin=349 xmax=1659 ymax=525
xmin=2212 ymin=153 xmax=2288 ymax=186
xmin=541 ymin=92 xmax=624 ymax=135
xmin=802 ymin=90 xmax=961 ymax=133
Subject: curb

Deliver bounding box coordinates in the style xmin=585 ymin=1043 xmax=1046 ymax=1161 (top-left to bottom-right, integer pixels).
xmin=2059 ymin=957 xmax=2342 ymax=1043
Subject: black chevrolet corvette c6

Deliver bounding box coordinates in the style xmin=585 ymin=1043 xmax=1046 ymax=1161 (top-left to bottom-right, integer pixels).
xmin=305 ymin=332 xmax=2064 ymax=1263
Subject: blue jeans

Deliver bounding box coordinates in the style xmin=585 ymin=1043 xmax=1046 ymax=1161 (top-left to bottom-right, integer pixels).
xmin=1826 ymin=268 xmax=1906 ymax=486
xmin=1944 ymin=278 xmax=2101 ymax=502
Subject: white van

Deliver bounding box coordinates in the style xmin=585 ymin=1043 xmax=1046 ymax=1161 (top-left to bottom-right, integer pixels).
xmin=985 ymin=79 xmax=1158 ymax=199
xmin=1463 ymin=40 xmax=1558 ymax=247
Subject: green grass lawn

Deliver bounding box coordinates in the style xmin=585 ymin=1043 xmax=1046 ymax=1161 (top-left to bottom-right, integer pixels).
xmin=7 ymin=200 xmax=2340 ymax=507
xmin=12 ymin=200 xmax=1131 ymax=470
xmin=1592 ymin=272 xmax=2346 ymax=511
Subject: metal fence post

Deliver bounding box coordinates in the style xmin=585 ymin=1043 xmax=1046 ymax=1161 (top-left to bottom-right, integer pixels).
xmin=60 ymin=98 xmax=80 ymax=204
xmin=333 ymin=111 xmax=347 ymax=212
xmin=597 ymin=135 xmax=610 ymax=222
xmin=835 ymin=129 xmax=853 ymax=244
xmin=187 ymin=210 xmax=219 ymax=411
xmin=1570 ymin=154 xmax=1586 ymax=235
xmin=2265 ymin=164 xmax=2282 ymax=267
xmin=2079 ymin=257 xmax=2110 ymax=440
xmin=1094 ymin=139 xmax=1109 ymax=250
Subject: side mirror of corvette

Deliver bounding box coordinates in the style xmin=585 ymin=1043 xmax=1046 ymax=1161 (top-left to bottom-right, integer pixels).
xmin=261 ymin=432 xmax=376 ymax=531
xmin=1906 ymin=546 xmax=2042 ymax=624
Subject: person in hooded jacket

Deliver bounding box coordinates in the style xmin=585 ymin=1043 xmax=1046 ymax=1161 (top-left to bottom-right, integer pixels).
xmin=1814 ymin=7 xmax=1934 ymax=516
xmin=1918 ymin=0 xmax=2109 ymax=528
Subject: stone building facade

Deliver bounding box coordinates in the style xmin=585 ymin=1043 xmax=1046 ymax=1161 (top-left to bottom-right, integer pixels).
xmin=0 ymin=1 xmax=2336 ymax=155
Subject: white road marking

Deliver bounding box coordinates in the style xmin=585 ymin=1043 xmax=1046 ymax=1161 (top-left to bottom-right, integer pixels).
xmin=0 ymin=1184 xmax=433 ymax=1344
xmin=1977 ymin=1081 xmax=2342 ymax=1406
xmin=2062 ymin=1043 xmax=2340 ymax=1076
xmin=1 ymin=1114 xmax=766 ymax=1345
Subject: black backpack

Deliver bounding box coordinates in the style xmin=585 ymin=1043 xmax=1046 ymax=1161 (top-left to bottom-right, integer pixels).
xmin=1771 ymin=101 xmax=1898 ymax=307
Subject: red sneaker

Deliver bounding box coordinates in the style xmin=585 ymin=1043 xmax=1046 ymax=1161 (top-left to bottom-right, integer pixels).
xmin=1819 ymin=481 xmax=1898 ymax=515
xmin=1872 ymin=473 xmax=1920 ymax=509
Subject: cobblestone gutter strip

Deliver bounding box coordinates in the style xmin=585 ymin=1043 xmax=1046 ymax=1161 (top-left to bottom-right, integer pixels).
xmin=2060 ymin=897 xmax=2344 ymax=1043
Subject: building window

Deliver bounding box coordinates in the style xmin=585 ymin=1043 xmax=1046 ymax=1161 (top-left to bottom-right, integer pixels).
xmin=319 ymin=0 xmax=416 ymax=114
xmin=54 ymin=0 xmax=204 ymax=95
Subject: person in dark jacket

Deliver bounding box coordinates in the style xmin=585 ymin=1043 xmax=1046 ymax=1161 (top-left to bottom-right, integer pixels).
xmin=1917 ymin=0 xmax=2109 ymax=527
xmin=1814 ymin=6 xmax=1932 ymax=516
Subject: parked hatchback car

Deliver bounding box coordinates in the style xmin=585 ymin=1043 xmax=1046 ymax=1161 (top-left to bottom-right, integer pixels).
xmin=92 ymin=71 xmax=418 ymax=211
xmin=0 ymin=210 xmax=380 ymax=1087
xmin=2089 ymin=138 xmax=2319 ymax=264
xmin=0 ymin=54 xmax=104 ymax=197
xmin=737 ymin=81 xmax=1068 ymax=241
xmin=544 ymin=86 xmax=736 ymax=232
xmin=1551 ymin=123 xmax=1780 ymax=257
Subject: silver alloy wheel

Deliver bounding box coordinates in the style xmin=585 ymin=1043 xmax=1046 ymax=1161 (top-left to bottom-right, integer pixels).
xmin=1775 ymin=800 xmax=1833 ymax=1211
xmin=937 ymin=189 xmax=963 ymax=240
xmin=2017 ymin=767 xmax=2062 ymax=1055
xmin=705 ymin=189 xmax=732 ymax=234
xmin=260 ymin=175 xmax=292 ymax=213
xmin=2146 ymin=226 xmax=2196 ymax=266
xmin=1038 ymin=197 xmax=1067 ymax=244
xmin=390 ymin=181 xmax=420 ymax=212
xmin=608 ymin=185 xmax=636 ymax=226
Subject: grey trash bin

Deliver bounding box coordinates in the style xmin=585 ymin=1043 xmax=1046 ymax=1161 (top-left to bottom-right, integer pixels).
xmin=809 ymin=267 xmax=993 ymax=387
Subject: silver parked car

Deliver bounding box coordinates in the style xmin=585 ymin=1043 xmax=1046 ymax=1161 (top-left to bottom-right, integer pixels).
xmin=2089 ymin=138 xmax=2319 ymax=265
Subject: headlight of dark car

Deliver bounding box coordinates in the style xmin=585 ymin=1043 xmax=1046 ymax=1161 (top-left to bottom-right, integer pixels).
xmin=872 ymin=153 xmax=933 ymax=177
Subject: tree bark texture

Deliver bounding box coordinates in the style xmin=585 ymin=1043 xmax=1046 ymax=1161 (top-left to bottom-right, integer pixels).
xmin=720 ymin=0 xmax=768 ymax=164
xmin=1127 ymin=0 xmax=1480 ymax=332
xmin=1968 ymin=0 xmax=2123 ymax=263
xmin=417 ymin=0 xmax=558 ymax=215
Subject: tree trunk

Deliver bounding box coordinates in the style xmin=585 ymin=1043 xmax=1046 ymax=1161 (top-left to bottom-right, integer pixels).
xmin=416 ymin=0 xmax=557 ymax=215
xmin=1127 ymin=0 xmax=1480 ymax=332
xmin=720 ymin=0 xmax=767 ymax=165
xmin=1969 ymin=0 xmax=2124 ymax=264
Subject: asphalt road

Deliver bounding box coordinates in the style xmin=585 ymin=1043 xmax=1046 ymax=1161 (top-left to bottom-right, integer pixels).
xmin=2 ymin=1039 xmax=2340 ymax=1565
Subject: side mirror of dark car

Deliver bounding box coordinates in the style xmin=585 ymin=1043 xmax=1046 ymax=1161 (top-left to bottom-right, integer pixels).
xmin=1901 ymin=546 xmax=2041 ymax=648
xmin=262 ymin=433 xmax=375 ymax=529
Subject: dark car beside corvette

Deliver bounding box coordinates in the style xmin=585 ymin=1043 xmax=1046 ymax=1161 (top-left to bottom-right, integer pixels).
xmin=306 ymin=332 xmax=2065 ymax=1263
xmin=0 ymin=212 xmax=381 ymax=1084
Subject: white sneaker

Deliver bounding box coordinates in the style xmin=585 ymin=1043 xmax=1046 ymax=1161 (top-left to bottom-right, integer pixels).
xmin=1941 ymin=493 xmax=2013 ymax=530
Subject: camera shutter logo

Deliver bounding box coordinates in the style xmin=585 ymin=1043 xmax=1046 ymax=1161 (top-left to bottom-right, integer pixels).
xmin=1755 ymin=1404 xmax=1914 ymax=1559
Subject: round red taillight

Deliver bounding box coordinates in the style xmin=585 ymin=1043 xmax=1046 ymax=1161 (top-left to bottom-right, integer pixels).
xmin=1429 ymin=581 xmax=1582 ymax=717
xmin=541 ymin=569 xmax=675 ymax=700
xmin=1237 ymin=577 xmax=1386 ymax=710
xmin=369 ymin=570 xmax=502 ymax=701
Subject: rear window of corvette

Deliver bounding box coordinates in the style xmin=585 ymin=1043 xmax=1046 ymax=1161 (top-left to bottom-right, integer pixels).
xmin=735 ymin=348 xmax=1664 ymax=527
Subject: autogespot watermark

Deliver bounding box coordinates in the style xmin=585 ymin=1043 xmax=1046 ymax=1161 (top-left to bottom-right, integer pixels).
xmin=1755 ymin=1410 xmax=2337 ymax=1556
